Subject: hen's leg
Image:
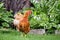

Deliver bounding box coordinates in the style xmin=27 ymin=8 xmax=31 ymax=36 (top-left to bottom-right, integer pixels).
xmin=16 ymin=24 xmax=20 ymax=31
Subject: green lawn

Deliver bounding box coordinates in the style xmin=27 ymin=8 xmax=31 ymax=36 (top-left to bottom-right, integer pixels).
xmin=0 ymin=29 xmax=60 ymax=40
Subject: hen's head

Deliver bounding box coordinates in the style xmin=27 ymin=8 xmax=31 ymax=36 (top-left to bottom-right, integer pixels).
xmin=14 ymin=12 xmax=23 ymax=19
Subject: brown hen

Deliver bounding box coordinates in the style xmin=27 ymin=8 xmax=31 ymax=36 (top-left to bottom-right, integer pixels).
xmin=13 ymin=10 xmax=32 ymax=36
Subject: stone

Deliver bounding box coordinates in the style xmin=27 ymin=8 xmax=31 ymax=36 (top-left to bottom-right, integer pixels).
xmin=29 ymin=29 xmax=45 ymax=34
xmin=55 ymin=30 xmax=60 ymax=34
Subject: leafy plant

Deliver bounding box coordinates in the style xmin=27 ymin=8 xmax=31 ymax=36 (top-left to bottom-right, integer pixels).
xmin=0 ymin=2 xmax=13 ymax=28
xmin=30 ymin=0 xmax=60 ymax=29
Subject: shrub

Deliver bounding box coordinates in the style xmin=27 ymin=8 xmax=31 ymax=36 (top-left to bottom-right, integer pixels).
xmin=30 ymin=0 xmax=60 ymax=30
xmin=0 ymin=2 xmax=13 ymax=28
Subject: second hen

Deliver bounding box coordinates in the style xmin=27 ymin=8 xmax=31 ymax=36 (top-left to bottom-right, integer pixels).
xmin=13 ymin=12 xmax=23 ymax=31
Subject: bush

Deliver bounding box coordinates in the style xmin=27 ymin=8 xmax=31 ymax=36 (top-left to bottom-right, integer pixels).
xmin=30 ymin=0 xmax=60 ymax=30
xmin=0 ymin=2 xmax=13 ymax=28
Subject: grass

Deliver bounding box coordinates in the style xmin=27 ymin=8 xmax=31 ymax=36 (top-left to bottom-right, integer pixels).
xmin=0 ymin=29 xmax=60 ymax=40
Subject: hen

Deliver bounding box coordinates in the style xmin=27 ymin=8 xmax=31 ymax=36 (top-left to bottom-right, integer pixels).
xmin=13 ymin=12 xmax=23 ymax=31
xmin=13 ymin=10 xmax=32 ymax=36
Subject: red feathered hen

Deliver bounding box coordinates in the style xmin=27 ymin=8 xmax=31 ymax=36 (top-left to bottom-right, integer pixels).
xmin=13 ymin=10 xmax=32 ymax=36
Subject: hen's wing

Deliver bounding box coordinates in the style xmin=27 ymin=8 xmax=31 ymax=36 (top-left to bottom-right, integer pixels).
xmin=20 ymin=20 xmax=30 ymax=34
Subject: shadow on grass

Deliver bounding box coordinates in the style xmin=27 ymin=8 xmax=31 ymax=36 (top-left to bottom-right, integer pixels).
xmin=0 ymin=29 xmax=21 ymax=35
xmin=0 ymin=30 xmax=12 ymax=34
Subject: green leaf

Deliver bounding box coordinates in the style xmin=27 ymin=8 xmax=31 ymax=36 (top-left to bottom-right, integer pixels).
xmin=0 ymin=3 xmax=4 ymax=8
